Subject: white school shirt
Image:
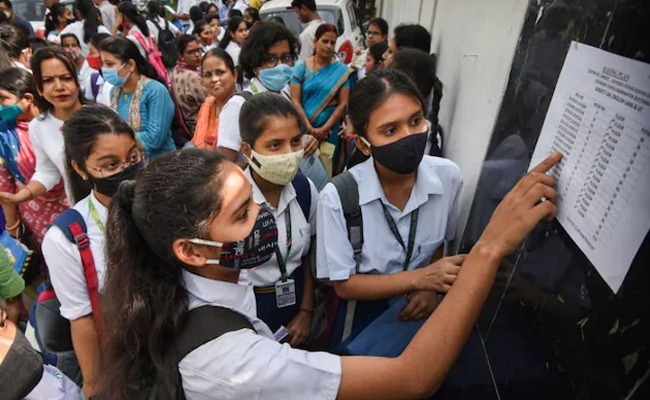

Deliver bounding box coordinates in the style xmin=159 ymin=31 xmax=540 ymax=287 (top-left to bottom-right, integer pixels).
xmin=224 ymin=41 xmax=241 ymax=65
xmin=78 ymin=59 xmax=97 ymax=99
xmin=96 ymin=0 xmax=117 ymax=32
xmin=59 ymin=21 xmax=111 ymax=57
xmin=28 ymin=113 xmax=70 ymax=197
xmin=177 ymin=0 xmax=199 ymax=16
xmin=127 ymin=24 xmax=158 ymax=59
xmin=239 ymin=168 xmax=319 ymax=287
xmin=232 ymin=0 xmax=248 ymax=13
xmin=26 ymin=365 xmax=83 ymax=400
xmin=180 ymin=269 xmax=341 ymax=399
xmin=316 ymin=156 xmax=463 ymax=281
xmin=217 ymin=78 xmax=291 ymax=152
xmin=148 ymin=16 xmax=180 ymax=40
xmin=299 ymin=19 xmax=324 ymax=60
xmin=42 ymin=192 xmax=108 ymax=321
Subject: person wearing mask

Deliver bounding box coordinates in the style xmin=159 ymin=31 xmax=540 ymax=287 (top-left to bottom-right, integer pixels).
xmin=205 ymin=13 xmax=224 ymax=45
xmin=316 ymin=70 xmax=456 ymax=352
xmin=191 ymin=48 xmax=237 ymax=149
xmin=383 ymin=24 xmax=432 ymax=66
xmin=84 ymin=32 xmax=113 ymax=104
xmin=95 ymin=141 xmax=561 ymax=399
xmin=171 ymin=35 xmax=207 ymax=134
xmin=0 ymin=68 xmax=69 ymax=256
xmin=244 ymin=6 xmax=260 ymax=27
xmin=239 ymin=92 xmax=318 ymax=345
xmin=61 ymin=33 xmax=98 ymax=97
xmin=0 ymin=24 xmax=31 ymax=71
xmin=291 ymin=23 xmax=350 ymax=177
xmin=217 ymin=16 xmax=248 ymax=66
xmin=115 ymin=2 xmax=158 ymax=60
xmin=60 ymin=0 xmax=111 ymax=57
xmin=93 ymin=0 xmax=116 ymax=31
xmin=0 ymin=0 xmax=34 ymax=37
xmin=42 ymin=104 xmax=145 ymax=399
xmin=291 ymin=0 xmax=323 ymax=60
xmin=99 ymin=37 xmax=175 ymax=159
xmin=45 ymin=2 xmax=75 ymax=43
xmin=217 ymin=21 xmax=307 ymax=162
xmin=0 ymin=48 xmax=85 ymax=207
xmin=193 ymin=19 xmax=214 ymax=52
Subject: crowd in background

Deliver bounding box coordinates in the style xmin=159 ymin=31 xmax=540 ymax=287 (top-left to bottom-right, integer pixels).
xmin=0 ymin=1 xmax=560 ymax=400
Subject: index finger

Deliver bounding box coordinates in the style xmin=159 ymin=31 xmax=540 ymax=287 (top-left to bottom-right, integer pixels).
xmin=445 ymin=254 xmax=467 ymax=265
xmin=530 ymin=152 xmax=562 ymax=174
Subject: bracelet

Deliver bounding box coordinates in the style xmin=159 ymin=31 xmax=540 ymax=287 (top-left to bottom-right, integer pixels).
xmin=5 ymin=218 xmax=22 ymax=231
xmin=23 ymin=186 xmax=34 ymax=200
xmin=300 ymin=307 xmax=314 ymax=315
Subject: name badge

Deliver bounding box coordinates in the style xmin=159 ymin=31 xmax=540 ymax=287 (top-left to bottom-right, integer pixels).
xmin=275 ymin=279 xmax=296 ymax=308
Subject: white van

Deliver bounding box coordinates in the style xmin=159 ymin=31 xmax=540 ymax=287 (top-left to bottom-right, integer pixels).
xmin=260 ymin=0 xmax=365 ymax=64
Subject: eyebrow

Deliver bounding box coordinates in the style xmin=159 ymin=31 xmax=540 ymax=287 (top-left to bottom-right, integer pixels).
xmin=376 ymin=109 xmax=424 ymax=131
xmin=233 ymin=196 xmax=252 ymax=216
xmin=95 ymin=145 xmax=138 ymax=162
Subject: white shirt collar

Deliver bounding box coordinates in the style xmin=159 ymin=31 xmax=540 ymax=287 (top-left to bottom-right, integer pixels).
xmin=356 ymin=156 xmax=444 ymax=214
xmin=245 ymin=168 xmax=297 ymax=215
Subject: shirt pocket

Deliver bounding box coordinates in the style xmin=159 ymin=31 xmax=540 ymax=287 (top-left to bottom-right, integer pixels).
xmin=412 ymin=238 xmax=444 ymax=268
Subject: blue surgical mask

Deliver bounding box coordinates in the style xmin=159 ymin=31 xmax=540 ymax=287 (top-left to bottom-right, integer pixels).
xmin=258 ymin=64 xmax=293 ymax=92
xmin=0 ymin=102 xmax=24 ymax=122
xmin=101 ymin=64 xmax=129 ymax=87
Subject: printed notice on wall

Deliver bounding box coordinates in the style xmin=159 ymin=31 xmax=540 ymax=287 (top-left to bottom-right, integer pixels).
xmin=530 ymin=41 xmax=650 ymax=293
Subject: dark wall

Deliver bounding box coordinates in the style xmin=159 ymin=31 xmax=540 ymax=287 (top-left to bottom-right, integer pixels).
xmin=439 ymin=0 xmax=650 ymax=399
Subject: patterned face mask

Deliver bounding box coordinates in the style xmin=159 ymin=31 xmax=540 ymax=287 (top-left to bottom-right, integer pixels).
xmin=246 ymin=149 xmax=304 ymax=186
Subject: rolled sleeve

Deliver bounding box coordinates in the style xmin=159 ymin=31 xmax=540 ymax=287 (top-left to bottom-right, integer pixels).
xmin=216 ymin=96 xmax=245 ymax=151
xmin=316 ymin=183 xmax=357 ymax=281
xmin=180 ymin=331 xmax=341 ymax=400
xmin=29 ymin=127 xmax=62 ymax=191
xmin=41 ymin=228 xmax=92 ymax=320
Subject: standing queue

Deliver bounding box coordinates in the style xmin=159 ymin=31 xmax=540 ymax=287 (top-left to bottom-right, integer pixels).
xmin=0 ymin=1 xmax=562 ymax=399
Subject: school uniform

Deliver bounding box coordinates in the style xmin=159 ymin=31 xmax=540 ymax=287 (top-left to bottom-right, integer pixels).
xmin=59 ymin=22 xmax=111 ymax=57
xmin=179 ymin=269 xmax=341 ymax=399
xmin=316 ymin=155 xmax=463 ymax=350
xmin=41 ymin=192 xmax=107 ymax=321
xmin=240 ymin=168 xmax=319 ymax=332
xmin=216 ymin=78 xmax=292 ymax=153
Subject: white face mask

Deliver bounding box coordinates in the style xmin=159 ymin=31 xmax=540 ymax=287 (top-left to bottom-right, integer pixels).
xmin=246 ymin=149 xmax=304 ymax=186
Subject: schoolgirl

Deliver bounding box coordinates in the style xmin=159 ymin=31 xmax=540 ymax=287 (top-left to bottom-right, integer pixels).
xmin=316 ymin=70 xmax=462 ymax=351
xmin=239 ymin=92 xmax=318 ymax=345
xmin=41 ymin=104 xmax=144 ymax=398
xmin=96 ymin=146 xmax=560 ymax=399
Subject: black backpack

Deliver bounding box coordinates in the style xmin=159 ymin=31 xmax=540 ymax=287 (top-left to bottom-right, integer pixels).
xmin=150 ymin=18 xmax=177 ymax=68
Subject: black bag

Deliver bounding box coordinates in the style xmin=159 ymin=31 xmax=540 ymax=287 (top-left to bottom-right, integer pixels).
xmin=150 ymin=18 xmax=177 ymax=68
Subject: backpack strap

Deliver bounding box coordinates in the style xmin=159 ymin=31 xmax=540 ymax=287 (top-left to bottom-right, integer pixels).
xmin=51 ymin=209 xmax=104 ymax=344
xmin=176 ymin=306 xmax=254 ymax=362
xmin=330 ymin=171 xmax=363 ymax=274
xmin=227 ymin=90 xmax=253 ymax=103
xmin=291 ymin=171 xmax=311 ymax=221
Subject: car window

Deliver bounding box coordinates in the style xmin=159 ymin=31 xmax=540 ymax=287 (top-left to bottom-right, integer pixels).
xmin=11 ymin=0 xmax=47 ymax=22
xmin=347 ymin=2 xmax=357 ymax=30
xmin=262 ymin=8 xmax=344 ymax=37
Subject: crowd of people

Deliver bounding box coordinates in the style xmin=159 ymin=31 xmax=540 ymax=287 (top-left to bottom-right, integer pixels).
xmin=0 ymin=0 xmax=561 ymax=399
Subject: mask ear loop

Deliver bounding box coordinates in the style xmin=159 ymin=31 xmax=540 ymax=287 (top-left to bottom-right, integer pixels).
xmin=187 ymin=238 xmax=224 ymax=247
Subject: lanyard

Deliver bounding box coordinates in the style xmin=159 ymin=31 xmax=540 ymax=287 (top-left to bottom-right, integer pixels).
xmin=250 ymin=82 xmax=260 ymax=94
xmin=380 ymin=203 xmax=419 ymax=271
xmin=274 ymin=206 xmax=292 ymax=282
xmin=88 ymin=197 xmax=105 ymax=234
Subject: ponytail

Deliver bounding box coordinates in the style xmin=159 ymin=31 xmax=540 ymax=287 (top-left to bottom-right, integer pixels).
xmin=100 ymin=149 xmax=230 ymax=400
xmin=75 ymin=0 xmax=101 ymax=44
xmin=218 ymin=16 xmax=244 ymax=50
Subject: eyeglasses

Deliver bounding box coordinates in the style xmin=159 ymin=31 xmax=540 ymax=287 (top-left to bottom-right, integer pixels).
xmin=367 ymin=30 xmax=382 ymax=37
xmin=263 ymin=53 xmax=297 ymax=68
xmin=86 ymin=152 xmax=147 ymax=180
xmin=185 ymin=48 xmax=202 ymax=57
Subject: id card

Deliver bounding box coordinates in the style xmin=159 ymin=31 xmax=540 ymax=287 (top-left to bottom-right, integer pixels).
xmin=275 ymin=279 xmax=296 ymax=308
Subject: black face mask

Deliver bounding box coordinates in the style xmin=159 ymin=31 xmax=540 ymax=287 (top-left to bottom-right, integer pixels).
xmin=0 ymin=327 xmax=44 ymax=400
xmin=369 ymin=130 xmax=428 ymax=174
xmin=88 ymin=162 xmax=143 ymax=198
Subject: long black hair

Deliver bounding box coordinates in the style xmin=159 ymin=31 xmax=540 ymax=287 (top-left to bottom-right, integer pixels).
xmin=0 ymin=24 xmax=29 ymax=59
xmin=62 ymin=104 xmax=136 ymax=204
xmin=348 ymin=69 xmax=424 ymax=138
xmin=217 ymin=16 xmax=245 ymax=51
xmin=240 ymin=92 xmax=305 ymax=146
xmin=239 ymin=21 xmax=298 ymax=80
xmin=99 ymin=36 xmax=165 ymax=84
xmin=75 ymin=0 xmax=101 ymax=44
xmin=100 ymin=149 xmax=229 ymax=400
xmin=189 ymin=5 xmax=204 ymax=23
xmin=0 ymin=67 xmax=36 ymax=102
xmin=45 ymin=3 xmax=69 ymax=35
xmin=118 ymin=1 xmax=150 ymax=37
xmin=146 ymin=0 xmax=164 ymax=19
xmin=30 ymin=47 xmax=87 ymax=115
